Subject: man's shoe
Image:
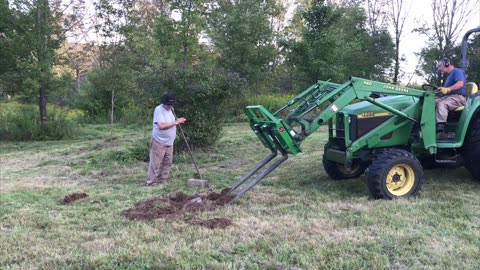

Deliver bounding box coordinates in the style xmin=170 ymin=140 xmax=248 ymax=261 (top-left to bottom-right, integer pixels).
xmin=436 ymin=152 xmax=458 ymax=160
xmin=436 ymin=123 xmax=446 ymax=133
xmin=145 ymin=181 xmax=160 ymax=186
xmin=436 ymin=131 xmax=454 ymax=141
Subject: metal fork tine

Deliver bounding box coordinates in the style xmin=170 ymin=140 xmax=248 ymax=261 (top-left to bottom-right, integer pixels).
xmin=228 ymin=154 xmax=288 ymax=204
xmin=226 ymin=152 xmax=277 ymax=194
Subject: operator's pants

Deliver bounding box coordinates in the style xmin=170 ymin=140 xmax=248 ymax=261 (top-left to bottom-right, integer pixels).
xmin=146 ymin=138 xmax=174 ymax=185
xmin=435 ymin=94 xmax=466 ymax=123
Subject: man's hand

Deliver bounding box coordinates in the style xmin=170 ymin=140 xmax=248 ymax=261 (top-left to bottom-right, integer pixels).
xmin=176 ymin=117 xmax=186 ymax=125
xmin=158 ymin=117 xmax=186 ymax=129
xmin=438 ymin=87 xmax=450 ymax=95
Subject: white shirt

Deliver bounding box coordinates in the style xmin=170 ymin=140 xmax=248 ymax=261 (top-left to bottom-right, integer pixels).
xmin=151 ymin=104 xmax=176 ymax=145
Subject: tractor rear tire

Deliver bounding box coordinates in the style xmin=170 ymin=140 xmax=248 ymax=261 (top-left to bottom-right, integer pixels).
xmin=323 ymin=159 xmax=365 ymax=180
xmin=367 ymin=149 xmax=423 ymax=199
xmin=463 ymin=120 xmax=480 ymax=180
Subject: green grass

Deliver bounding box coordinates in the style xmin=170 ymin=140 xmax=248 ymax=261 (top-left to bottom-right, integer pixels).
xmin=1 ymin=123 xmax=480 ymax=269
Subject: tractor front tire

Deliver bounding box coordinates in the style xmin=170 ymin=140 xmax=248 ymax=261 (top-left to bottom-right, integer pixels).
xmin=323 ymin=158 xmax=365 ymax=180
xmin=367 ymin=149 xmax=423 ymax=199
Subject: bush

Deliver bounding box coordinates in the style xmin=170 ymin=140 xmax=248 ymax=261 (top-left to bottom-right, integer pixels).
xmin=223 ymin=93 xmax=295 ymax=122
xmin=0 ymin=102 xmax=81 ymax=141
xmin=136 ymin=63 xmax=246 ymax=150
xmin=245 ymin=94 xmax=295 ymax=113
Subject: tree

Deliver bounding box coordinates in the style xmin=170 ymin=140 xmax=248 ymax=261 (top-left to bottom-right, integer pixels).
xmin=0 ymin=0 xmax=20 ymax=100
xmin=1 ymin=0 xmax=87 ymax=122
xmin=207 ymin=0 xmax=276 ymax=83
xmin=170 ymin=0 xmax=207 ymax=68
xmin=62 ymin=0 xmax=92 ymax=93
xmin=365 ymin=30 xmax=395 ymax=81
xmin=8 ymin=0 xmax=65 ymax=123
xmin=285 ymin=0 xmax=394 ymax=88
xmin=387 ymin=0 xmax=411 ymax=84
xmin=134 ymin=0 xmax=169 ymax=27
xmin=365 ymin=0 xmax=388 ymax=35
xmin=264 ymin=0 xmax=287 ymax=72
xmin=77 ymin=61 xmax=137 ymax=122
xmin=415 ymin=0 xmax=477 ymax=84
xmin=430 ymin=0 xmax=475 ymax=55
xmin=464 ymin=33 xmax=480 ymax=82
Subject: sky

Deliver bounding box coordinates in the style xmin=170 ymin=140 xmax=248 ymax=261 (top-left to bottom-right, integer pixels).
xmin=399 ymin=0 xmax=480 ymax=84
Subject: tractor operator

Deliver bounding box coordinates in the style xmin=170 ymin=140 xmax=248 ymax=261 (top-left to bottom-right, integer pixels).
xmin=146 ymin=93 xmax=186 ymax=186
xmin=435 ymin=57 xmax=466 ymax=139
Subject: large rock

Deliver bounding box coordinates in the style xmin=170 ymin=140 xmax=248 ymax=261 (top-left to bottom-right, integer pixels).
xmin=188 ymin=179 xmax=209 ymax=188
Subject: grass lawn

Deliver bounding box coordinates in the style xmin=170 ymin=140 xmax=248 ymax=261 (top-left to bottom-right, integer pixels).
xmin=1 ymin=122 xmax=480 ymax=269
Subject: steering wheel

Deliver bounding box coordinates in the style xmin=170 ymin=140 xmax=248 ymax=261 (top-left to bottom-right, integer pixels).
xmin=422 ymin=84 xmax=438 ymax=91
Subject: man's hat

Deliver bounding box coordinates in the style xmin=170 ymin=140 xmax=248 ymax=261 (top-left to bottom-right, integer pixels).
xmin=161 ymin=93 xmax=176 ymax=105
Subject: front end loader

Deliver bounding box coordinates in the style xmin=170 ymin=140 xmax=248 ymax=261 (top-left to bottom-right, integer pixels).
xmin=226 ymin=27 xmax=480 ymax=202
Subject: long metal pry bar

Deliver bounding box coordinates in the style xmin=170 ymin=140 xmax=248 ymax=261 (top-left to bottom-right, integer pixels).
xmin=226 ymin=124 xmax=289 ymax=203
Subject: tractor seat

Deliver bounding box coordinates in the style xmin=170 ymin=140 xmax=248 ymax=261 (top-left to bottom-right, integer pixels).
xmin=453 ymin=82 xmax=478 ymax=112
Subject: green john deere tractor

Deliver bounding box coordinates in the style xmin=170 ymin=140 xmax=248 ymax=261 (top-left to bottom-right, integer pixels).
xmin=226 ymin=27 xmax=480 ymax=202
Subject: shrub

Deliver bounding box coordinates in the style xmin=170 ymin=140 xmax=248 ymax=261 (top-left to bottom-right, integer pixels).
xmin=244 ymin=94 xmax=295 ymax=113
xmin=0 ymin=102 xmax=80 ymax=141
xmin=136 ymin=63 xmax=246 ymax=150
xmin=65 ymin=108 xmax=86 ymax=122
xmin=223 ymin=93 xmax=295 ymax=122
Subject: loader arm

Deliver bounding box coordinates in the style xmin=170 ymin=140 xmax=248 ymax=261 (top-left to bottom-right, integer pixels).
xmin=246 ymin=77 xmax=430 ymax=155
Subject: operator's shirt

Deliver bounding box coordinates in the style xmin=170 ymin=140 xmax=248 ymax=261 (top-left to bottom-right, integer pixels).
xmin=444 ymin=68 xmax=466 ymax=96
xmin=152 ymin=104 xmax=176 ymax=146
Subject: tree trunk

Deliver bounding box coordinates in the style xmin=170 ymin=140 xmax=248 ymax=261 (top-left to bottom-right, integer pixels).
xmin=394 ymin=40 xmax=400 ymax=84
xmin=39 ymin=79 xmax=48 ymax=124
xmin=182 ymin=0 xmax=192 ymax=69
xmin=76 ymin=67 xmax=81 ymax=92
xmin=110 ymin=89 xmax=114 ymax=139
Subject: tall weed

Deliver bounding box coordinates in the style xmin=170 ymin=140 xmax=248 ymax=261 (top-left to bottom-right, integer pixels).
xmin=0 ymin=102 xmax=82 ymax=141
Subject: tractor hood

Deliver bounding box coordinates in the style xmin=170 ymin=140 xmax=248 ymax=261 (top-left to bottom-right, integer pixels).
xmin=341 ymin=95 xmax=419 ymax=117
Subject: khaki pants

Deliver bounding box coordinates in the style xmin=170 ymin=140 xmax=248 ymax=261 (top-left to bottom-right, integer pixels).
xmin=435 ymin=94 xmax=466 ymax=123
xmin=146 ymin=138 xmax=174 ymax=185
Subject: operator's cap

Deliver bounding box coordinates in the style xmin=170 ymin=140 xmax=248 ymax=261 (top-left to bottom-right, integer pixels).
xmin=161 ymin=93 xmax=176 ymax=105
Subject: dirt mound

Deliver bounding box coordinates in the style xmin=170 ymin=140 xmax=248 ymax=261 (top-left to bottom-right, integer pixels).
xmin=206 ymin=187 xmax=231 ymax=203
xmin=62 ymin=192 xmax=88 ymax=204
xmin=121 ymin=188 xmax=235 ymax=229
xmin=187 ymin=218 xmax=232 ymax=229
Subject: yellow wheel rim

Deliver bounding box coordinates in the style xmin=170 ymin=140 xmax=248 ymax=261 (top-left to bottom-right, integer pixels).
xmin=385 ymin=163 xmax=415 ymax=196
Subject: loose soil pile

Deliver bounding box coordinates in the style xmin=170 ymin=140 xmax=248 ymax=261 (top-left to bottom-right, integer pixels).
xmin=121 ymin=188 xmax=235 ymax=229
xmin=62 ymin=192 xmax=88 ymax=204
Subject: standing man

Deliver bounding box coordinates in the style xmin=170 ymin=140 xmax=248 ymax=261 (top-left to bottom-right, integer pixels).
xmin=435 ymin=57 xmax=466 ymax=139
xmin=146 ymin=93 xmax=186 ymax=186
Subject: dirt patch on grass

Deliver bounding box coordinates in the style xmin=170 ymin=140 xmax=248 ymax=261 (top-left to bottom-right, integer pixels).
xmin=121 ymin=188 xmax=234 ymax=229
xmin=63 ymin=192 xmax=88 ymax=204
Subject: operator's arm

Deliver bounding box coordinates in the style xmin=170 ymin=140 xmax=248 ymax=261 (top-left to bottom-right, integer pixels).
xmin=157 ymin=117 xmax=186 ymax=130
xmin=443 ymin=80 xmax=464 ymax=93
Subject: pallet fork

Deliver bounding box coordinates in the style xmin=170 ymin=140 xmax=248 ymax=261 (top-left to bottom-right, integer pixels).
xmin=226 ymin=123 xmax=289 ymax=203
